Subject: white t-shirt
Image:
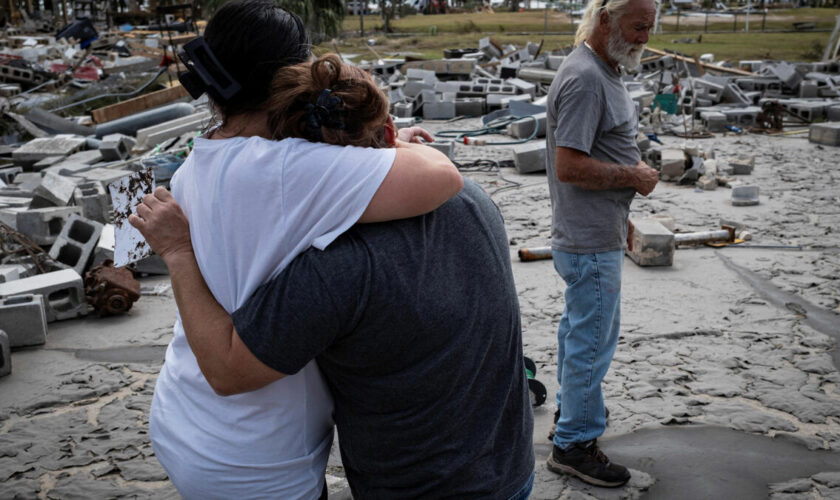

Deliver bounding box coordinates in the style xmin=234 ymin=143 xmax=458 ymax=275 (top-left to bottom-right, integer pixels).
xmin=149 ymin=136 xmax=395 ymax=500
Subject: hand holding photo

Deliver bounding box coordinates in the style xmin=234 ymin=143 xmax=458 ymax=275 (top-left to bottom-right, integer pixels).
xmin=108 ymin=167 xmax=155 ymax=267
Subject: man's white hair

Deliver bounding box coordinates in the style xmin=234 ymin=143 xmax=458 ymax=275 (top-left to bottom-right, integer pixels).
xmin=573 ymin=0 xmax=635 ymax=46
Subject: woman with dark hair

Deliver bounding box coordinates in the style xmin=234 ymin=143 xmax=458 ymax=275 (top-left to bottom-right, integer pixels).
xmin=146 ymin=2 xmax=462 ymax=498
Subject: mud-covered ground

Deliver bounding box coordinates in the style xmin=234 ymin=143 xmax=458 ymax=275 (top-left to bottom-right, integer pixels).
xmin=1 ymin=127 xmax=839 ymax=499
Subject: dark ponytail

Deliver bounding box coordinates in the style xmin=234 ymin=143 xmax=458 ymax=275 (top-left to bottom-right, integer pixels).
xmin=202 ymin=0 xmax=310 ymax=118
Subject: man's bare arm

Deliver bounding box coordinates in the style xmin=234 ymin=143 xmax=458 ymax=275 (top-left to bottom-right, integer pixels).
xmin=555 ymin=146 xmax=658 ymax=196
xmin=129 ymin=188 xmax=282 ymax=396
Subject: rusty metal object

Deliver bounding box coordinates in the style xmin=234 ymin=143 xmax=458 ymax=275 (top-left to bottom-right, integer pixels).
xmin=84 ymin=259 xmax=141 ymax=315
xmin=0 ymin=220 xmax=53 ymax=274
xmin=674 ymin=225 xmax=736 ymax=247
xmin=518 ymin=247 xmax=552 ymax=262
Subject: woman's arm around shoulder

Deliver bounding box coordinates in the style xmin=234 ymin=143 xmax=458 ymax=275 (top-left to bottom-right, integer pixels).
xmin=358 ymin=136 xmax=463 ymax=223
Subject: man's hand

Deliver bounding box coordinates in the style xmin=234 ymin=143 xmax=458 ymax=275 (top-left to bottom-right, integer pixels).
xmin=128 ymin=187 xmax=193 ymax=262
xmin=632 ymin=161 xmax=659 ymax=196
xmin=397 ymin=126 xmax=434 ymax=144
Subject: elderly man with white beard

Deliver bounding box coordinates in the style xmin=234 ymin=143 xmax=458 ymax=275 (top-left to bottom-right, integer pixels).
xmin=544 ymin=0 xmax=659 ymax=488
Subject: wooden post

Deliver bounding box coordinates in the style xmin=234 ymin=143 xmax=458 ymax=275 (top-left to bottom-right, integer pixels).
xmin=676 ymin=10 xmax=680 ymax=32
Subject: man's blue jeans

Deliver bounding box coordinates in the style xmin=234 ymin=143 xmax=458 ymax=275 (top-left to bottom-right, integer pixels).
xmin=551 ymin=249 xmax=623 ymax=449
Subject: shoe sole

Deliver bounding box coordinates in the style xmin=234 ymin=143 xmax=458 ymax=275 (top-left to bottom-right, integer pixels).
xmin=546 ymin=456 xmax=629 ymax=488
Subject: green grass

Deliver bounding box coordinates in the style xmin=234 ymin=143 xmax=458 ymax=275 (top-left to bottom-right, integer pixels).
xmin=327 ymin=8 xmax=838 ymax=62
xmin=321 ymin=30 xmax=833 ymax=64
xmin=342 ymin=8 xmax=840 ymax=34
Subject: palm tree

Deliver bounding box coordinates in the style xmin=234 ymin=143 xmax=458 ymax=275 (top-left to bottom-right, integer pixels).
xmin=198 ymin=0 xmax=345 ymax=43
xmin=277 ymin=0 xmax=345 ymax=43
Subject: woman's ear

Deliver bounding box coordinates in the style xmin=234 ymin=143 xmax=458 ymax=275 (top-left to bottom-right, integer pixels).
xmin=384 ymin=115 xmax=396 ymax=146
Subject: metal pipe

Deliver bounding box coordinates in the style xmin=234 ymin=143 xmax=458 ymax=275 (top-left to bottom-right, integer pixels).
xmin=517 ymin=67 xmax=557 ymax=85
xmin=675 ymin=229 xmax=731 ymax=246
xmin=94 ymin=102 xmax=197 ymax=138
xmin=518 ymin=247 xmax=552 ymax=261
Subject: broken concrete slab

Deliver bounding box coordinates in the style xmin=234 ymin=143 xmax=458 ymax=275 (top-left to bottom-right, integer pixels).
xmin=731 ymin=184 xmax=760 ymax=206
xmin=809 ymin=122 xmax=840 ymax=147
xmin=512 ymin=140 xmax=546 ymax=174
xmin=11 ymin=135 xmax=86 ymax=165
xmin=0 ymin=294 xmax=48 ymax=348
xmin=627 ymin=219 xmax=675 ymax=267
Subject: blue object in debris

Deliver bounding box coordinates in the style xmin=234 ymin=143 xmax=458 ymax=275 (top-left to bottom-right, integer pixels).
xmin=137 ymin=154 xmax=185 ymax=183
xmin=647 ymin=133 xmax=663 ymax=145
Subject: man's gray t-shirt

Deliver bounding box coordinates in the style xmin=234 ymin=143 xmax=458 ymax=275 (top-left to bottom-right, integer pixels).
xmin=546 ymin=43 xmax=641 ymax=253
xmin=232 ymin=180 xmax=535 ymax=499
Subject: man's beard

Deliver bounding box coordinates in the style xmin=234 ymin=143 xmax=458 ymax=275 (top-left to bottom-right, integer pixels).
xmin=607 ymin=21 xmax=644 ymax=69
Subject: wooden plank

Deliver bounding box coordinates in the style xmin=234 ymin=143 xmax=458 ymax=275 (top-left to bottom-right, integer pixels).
xmin=645 ymin=47 xmax=756 ymax=77
xmin=92 ymin=84 xmax=189 ymax=124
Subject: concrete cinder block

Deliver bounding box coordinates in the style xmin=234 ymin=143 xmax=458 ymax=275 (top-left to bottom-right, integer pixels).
xmin=694 ymin=78 xmax=726 ymax=103
xmin=660 ymin=149 xmax=686 ymax=179
xmin=731 ymin=184 xmax=760 ymax=206
xmin=0 ymin=269 xmax=87 ymax=322
xmin=696 ymin=175 xmax=717 ymax=190
xmin=48 ymin=214 xmax=104 ymax=275
xmin=701 ymin=111 xmax=727 ymax=133
xmin=512 ymin=140 xmax=547 ymax=174
xmin=73 ymin=182 xmax=111 ymax=224
xmin=827 ymin=105 xmax=840 ymax=122
xmin=454 ymin=98 xmax=485 ymax=117
xmin=0 ymin=330 xmax=9 ymax=377
xmin=770 ymin=62 xmax=803 ymax=89
xmin=392 ymin=117 xmax=416 ymax=129
xmin=0 ymin=167 xmax=22 ymax=185
xmin=0 ymin=294 xmax=48 ymax=347
xmin=627 ymin=219 xmax=675 ymax=267
xmin=507 ymin=77 xmax=536 ymax=98
xmin=425 ymin=141 xmax=455 ymax=160
xmin=723 ymin=83 xmax=752 ymax=106
xmin=799 ymin=81 xmax=819 ymax=98
xmin=16 ymin=206 xmax=82 ymax=246
xmin=808 ymin=122 xmax=840 ymax=147
xmin=479 ymin=37 xmax=502 ymax=59
xmin=99 ymin=133 xmax=136 ymax=161
xmin=92 ymin=223 xmax=115 ymax=267
xmin=392 ymin=102 xmax=413 ymax=118
xmin=423 ymin=101 xmax=456 ymax=120
xmin=547 ymin=55 xmax=565 ymax=70
xmin=728 ymin=156 xmax=755 ymax=175
xmin=0 ymin=264 xmax=26 ymax=283
xmin=403 ymin=80 xmax=435 ymax=98
xmin=507 ymin=112 xmax=546 ymax=139
xmin=32 ymin=171 xmax=80 ymax=207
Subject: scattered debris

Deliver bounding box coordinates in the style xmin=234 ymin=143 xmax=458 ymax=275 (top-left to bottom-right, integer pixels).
xmin=84 ymin=259 xmax=141 ymax=315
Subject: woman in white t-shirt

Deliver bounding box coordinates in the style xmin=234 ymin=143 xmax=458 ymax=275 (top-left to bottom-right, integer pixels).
xmin=143 ymin=2 xmax=462 ymax=499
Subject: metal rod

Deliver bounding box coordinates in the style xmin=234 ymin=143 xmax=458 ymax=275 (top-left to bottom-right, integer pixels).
xmin=675 ymin=229 xmax=731 ymax=246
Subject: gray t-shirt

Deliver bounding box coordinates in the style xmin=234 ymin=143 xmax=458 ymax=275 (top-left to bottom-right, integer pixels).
xmin=233 ymin=180 xmax=535 ymax=499
xmin=546 ymin=44 xmax=641 ymax=253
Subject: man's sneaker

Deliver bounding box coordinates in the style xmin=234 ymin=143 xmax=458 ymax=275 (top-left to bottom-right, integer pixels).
xmin=547 ymin=407 xmax=610 ymax=441
xmin=546 ymin=440 xmax=630 ymax=488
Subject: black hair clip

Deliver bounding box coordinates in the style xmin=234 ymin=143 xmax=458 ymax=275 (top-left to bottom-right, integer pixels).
xmin=304 ymin=89 xmax=345 ymax=142
xmin=177 ymin=36 xmax=242 ymax=101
